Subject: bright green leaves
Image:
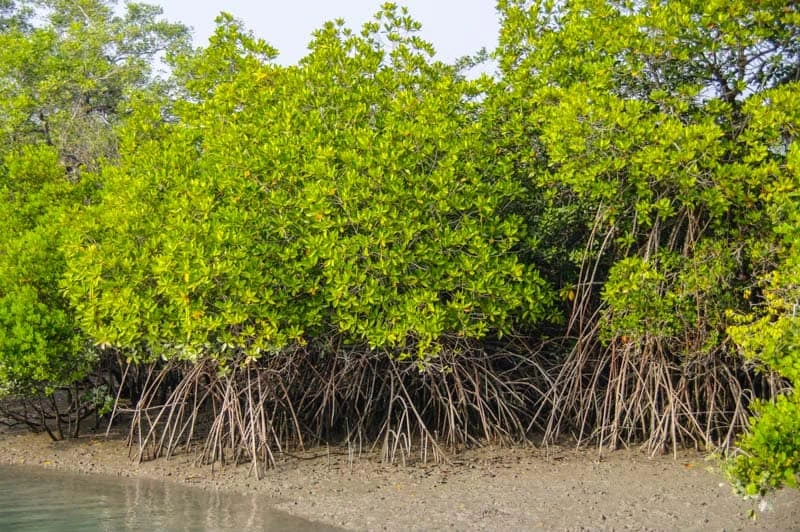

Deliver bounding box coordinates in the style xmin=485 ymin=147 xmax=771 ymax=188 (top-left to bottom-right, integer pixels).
xmin=726 ymin=83 xmax=800 ymax=383
xmin=494 ymin=0 xmax=799 ymax=335
xmin=64 ymin=6 xmax=553 ymax=365
xmin=292 ymin=25 xmax=548 ymax=353
xmin=171 ymin=12 xmax=276 ymax=99
xmin=0 ymin=0 xmax=189 ymax=399
xmin=726 ymin=83 xmax=800 ymax=493
xmin=0 ymin=144 xmax=90 ymax=397
xmin=600 ymin=257 xmax=679 ymax=342
xmin=4 ymin=0 xmax=795 ymax=463
xmin=600 ymin=242 xmax=739 ymax=349
xmin=0 ymin=285 xmax=90 ymax=397
xmin=725 ymin=240 xmax=800 ymax=498
xmin=726 ymin=391 xmax=800 ymax=497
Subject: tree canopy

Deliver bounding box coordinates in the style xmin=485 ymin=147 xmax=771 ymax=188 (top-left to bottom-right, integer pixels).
xmin=64 ymin=7 xmax=553 ymax=367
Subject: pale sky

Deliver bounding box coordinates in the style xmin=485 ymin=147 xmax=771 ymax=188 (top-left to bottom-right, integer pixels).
xmin=150 ymin=1 xmax=500 ymax=65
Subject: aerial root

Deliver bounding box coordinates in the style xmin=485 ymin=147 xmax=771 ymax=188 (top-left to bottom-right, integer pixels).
xmin=116 ymin=342 xmax=552 ymax=472
xmin=542 ymin=336 xmax=774 ymax=454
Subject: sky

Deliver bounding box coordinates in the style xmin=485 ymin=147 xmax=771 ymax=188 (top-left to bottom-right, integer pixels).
xmin=150 ymin=1 xmax=501 ymax=66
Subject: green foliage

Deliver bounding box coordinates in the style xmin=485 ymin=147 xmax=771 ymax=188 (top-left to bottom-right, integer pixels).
xmin=726 ymin=88 xmax=800 ymax=494
xmin=494 ymin=0 xmax=799 ymax=338
xmin=0 ymin=0 xmax=189 ymax=171
xmin=726 ymin=392 xmax=800 ymax=497
xmin=0 ymin=144 xmax=93 ymax=396
xmin=494 ymin=0 xmax=800 ymax=463
xmin=0 ymin=0 xmax=188 ymax=405
xmin=64 ymin=5 xmax=554 ymax=365
xmin=1 ymin=0 xmax=797 ymax=470
xmin=82 ymin=384 xmax=114 ymax=417
xmin=600 ymin=256 xmax=680 ymax=342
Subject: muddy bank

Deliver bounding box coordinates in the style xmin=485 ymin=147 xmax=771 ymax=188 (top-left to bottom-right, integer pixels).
xmin=0 ymin=427 xmax=798 ymax=531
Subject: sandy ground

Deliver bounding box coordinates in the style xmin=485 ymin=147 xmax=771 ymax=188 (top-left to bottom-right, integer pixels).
xmin=0 ymin=426 xmax=798 ymax=531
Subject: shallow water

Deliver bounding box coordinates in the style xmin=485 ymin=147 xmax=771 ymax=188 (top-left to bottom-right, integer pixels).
xmin=0 ymin=464 xmax=337 ymax=531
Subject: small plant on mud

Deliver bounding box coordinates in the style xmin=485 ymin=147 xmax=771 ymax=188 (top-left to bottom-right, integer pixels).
xmin=83 ymin=385 xmax=114 ymax=418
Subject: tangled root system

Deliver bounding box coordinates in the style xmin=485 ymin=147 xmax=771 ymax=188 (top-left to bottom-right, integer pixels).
xmin=114 ymin=341 xmax=552 ymax=475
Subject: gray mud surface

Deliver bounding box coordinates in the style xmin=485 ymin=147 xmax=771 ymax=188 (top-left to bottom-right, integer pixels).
xmin=1 ymin=427 xmax=798 ymax=531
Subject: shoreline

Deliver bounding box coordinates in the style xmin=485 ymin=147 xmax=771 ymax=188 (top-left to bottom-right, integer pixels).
xmin=1 ymin=428 xmax=799 ymax=530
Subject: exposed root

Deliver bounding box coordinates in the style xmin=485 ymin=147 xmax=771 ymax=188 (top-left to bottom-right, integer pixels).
xmin=1 ymin=382 xmax=110 ymax=441
xmin=115 ymin=342 xmax=551 ymax=474
xmin=542 ymin=334 xmax=777 ymax=455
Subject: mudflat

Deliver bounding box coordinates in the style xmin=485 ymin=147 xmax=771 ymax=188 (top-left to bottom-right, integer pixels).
xmin=0 ymin=428 xmax=798 ymax=531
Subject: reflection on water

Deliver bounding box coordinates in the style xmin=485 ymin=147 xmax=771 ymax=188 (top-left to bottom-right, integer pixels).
xmin=0 ymin=464 xmax=338 ymax=531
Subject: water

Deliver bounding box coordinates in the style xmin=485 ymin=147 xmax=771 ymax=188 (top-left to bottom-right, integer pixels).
xmin=0 ymin=464 xmax=339 ymax=531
